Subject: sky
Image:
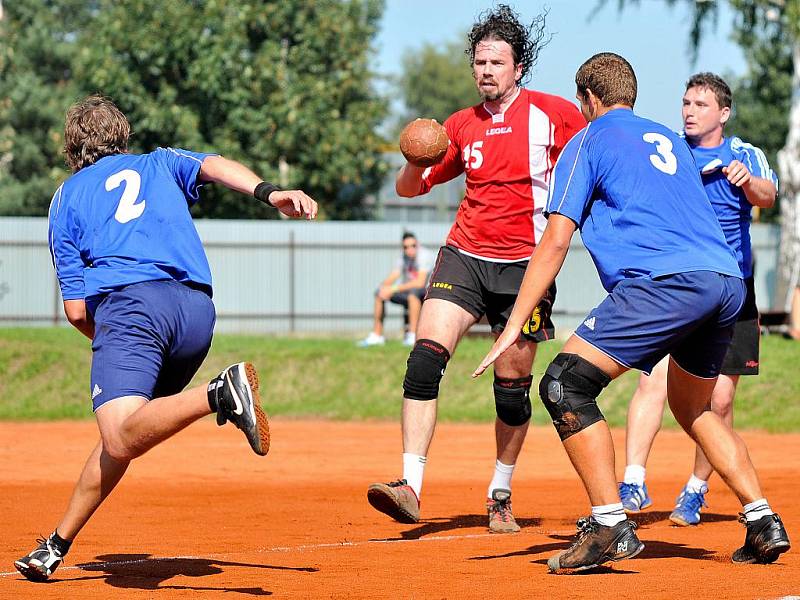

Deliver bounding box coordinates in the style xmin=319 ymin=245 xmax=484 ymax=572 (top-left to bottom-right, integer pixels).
xmin=374 ymin=0 xmax=747 ymax=131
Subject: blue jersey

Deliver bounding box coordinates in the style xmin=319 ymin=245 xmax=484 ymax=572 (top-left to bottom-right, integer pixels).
xmin=48 ymin=148 xmax=214 ymax=313
xmin=688 ymin=137 xmax=778 ymax=278
xmin=546 ymin=108 xmax=740 ymax=292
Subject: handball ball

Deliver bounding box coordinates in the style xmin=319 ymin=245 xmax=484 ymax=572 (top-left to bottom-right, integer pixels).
xmin=399 ymin=119 xmax=449 ymax=167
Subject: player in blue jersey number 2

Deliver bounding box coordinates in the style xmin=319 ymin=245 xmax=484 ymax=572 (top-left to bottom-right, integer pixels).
xmin=473 ymin=53 xmax=790 ymax=573
xmin=15 ymin=95 xmax=317 ymax=582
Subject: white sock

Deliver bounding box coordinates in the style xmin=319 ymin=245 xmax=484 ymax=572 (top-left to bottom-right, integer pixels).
xmin=685 ymin=474 xmax=708 ymax=494
xmin=623 ymin=465 xmax=646 ymax=486
xmin=487 ymin=460 xmax=515 ymax=498
xmin=592 ymin=502 xmax=627 ymax=526
xmin=743 ymin=498 xmax=774 ymax=522
xmin=402 ymin=453 xmax=426 ymax=498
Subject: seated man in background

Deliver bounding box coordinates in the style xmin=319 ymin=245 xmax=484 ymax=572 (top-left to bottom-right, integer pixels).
xmin=359 ymin=232 xmax=434 ymax=347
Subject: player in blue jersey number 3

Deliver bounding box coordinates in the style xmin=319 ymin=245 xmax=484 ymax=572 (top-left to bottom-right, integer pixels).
xmin=473 ymin=53 xmax=790 ymax=573
xmin=14 ymin=95 xmax=318 ymax=582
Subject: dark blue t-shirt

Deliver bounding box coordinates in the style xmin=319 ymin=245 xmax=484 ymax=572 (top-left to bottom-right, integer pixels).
xmin=48 ymin=147 xmax=214 ymax=313
xmin=687 ymin=136 xmax=778 ymax=278
xmin=546 ymin=108 xmax=740 ymax=292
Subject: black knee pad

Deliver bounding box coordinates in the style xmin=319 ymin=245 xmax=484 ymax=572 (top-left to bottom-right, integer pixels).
xmin=494 ymin=375 xmax=533 ymax=426
xmin=538 ymin=353 xmax=611 ymax=441
xmin=403 ymin=339 xmax=451 ymax=400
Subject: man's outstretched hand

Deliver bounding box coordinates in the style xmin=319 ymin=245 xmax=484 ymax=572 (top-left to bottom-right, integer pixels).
xmin=269 ymin=190 xmax=318 ymax=220
xmin=473 ymin=327 xmax=519 ymax=378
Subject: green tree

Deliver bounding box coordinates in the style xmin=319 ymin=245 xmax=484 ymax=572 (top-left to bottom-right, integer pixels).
xmin=0 ymin=0 xmax=388 ymax=220
xmin=397 ymin=37 xmax=478 ymax=126
xmin=726 ymin=13 xmax=792 ymax=202
xmin=0 ymin=1 xmax=91 ymax=215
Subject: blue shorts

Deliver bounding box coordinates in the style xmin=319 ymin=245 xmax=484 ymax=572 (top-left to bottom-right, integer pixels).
xmin=575 ymin=271 xmax=745 ymax=378
xmin=90 ymin=280 xmax=216 ymax=410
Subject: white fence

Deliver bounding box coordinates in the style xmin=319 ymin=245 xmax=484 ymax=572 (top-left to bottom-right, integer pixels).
xmin=0 ymin=217 xmax=782 ymax=336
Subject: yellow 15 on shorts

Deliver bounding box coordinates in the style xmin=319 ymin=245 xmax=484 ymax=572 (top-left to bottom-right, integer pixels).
xmin=521 ymin=307 xmax=541 ymax=335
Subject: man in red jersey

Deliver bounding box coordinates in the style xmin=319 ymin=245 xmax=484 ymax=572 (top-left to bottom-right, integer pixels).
xmin=367 ymin=5 xmax=585 ymax=533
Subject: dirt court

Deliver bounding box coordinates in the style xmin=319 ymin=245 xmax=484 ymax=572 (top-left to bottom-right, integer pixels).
xmin=0 ymin=419 xmax=798 ymax=599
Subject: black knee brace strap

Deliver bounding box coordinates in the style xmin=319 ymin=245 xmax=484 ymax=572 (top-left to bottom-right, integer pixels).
xmin=494 ymin=375 xmax=533 ymax=426
xmin=538 ymin=353 xmax=611 ymax=441
xmin=403 ymin=339 xmax=451 ymax=400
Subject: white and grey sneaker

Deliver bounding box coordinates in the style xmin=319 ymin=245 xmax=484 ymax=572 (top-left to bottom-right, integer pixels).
xmin=208 ymin=362 xmax=270 ymax=456
xmin=15 ymin=534 xmax=67 ymax=582
xmin=357 ymin=332 xmax=385 ymax=347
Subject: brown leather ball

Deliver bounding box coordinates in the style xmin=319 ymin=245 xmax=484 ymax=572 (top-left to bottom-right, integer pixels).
xmin=399 ymin=119 xmax=449 ymax=167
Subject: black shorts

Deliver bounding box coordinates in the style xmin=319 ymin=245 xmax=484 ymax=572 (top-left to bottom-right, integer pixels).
xmin=721 ymin=276 xmax=759 ymax=376
xmin=425 ymin=245 xmax=555 ymax=342
xmin=381 ymin=288 xmax=426 ymax=306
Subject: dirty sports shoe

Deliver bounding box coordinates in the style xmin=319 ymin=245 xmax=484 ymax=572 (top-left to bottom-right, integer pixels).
xmin=669 ymin=485 xmax=707 ymax=526
xmin=548 ymin=517 xmax=644 ymax=573
xmin=14 ymin=534 xmax=68 ymax=582
xmin=731 ymin=513 xmax=790 ymax=564
xmin=367 ymin=479 xmax=420 ymax=523
xmin=618 ymin=482 xmax=652 ymax=513
xmin=487 ymin=489 xmax=521 ymax=533
xmin=208 ymin=362 xmax=270 ymax=456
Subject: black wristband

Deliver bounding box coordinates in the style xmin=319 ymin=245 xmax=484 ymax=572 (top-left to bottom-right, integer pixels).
xmin=254 ymin=181 xmax=282 ymax=207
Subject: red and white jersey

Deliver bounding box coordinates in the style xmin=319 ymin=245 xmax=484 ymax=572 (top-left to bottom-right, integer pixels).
xmin=418 ymin=88 xmax=585 ymax=261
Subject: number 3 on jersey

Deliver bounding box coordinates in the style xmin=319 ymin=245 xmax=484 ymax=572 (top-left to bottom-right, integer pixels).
xmin=106 ymin=169 xmax=145 ymax=223
xmin=642 ymin=133 xmax=677 ymax=175
xmin=463 ymin=141 xmax=484 ymax=170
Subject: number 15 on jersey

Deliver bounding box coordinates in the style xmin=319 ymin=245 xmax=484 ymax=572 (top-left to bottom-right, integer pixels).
xmin=463 ymin=142 xmax=484 ymax=170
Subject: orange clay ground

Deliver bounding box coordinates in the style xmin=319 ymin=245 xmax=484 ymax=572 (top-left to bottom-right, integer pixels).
xmin=1 ymin=420 xmax=798 ymax=599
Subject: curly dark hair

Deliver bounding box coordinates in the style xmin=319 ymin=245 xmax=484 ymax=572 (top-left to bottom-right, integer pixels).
xmin=466 ymin=4 xmax=549 ymax=84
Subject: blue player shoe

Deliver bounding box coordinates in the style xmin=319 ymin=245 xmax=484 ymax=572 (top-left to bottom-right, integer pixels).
xmin=618 ymin=482 xmax=652 ymax=513
xmin=669 ymin=486 xmax=707 ymax=526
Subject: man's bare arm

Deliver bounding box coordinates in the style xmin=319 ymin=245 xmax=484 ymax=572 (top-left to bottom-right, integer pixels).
xmin=395 ymin=163 xmax=427 ymax=198
xmin=723 ymin=160 xmax=777 ymax=208
xmin=474 ymin=214 xmax=577 ymax=376
xmin=199 ymin=155 xmax=318 ymax=219
xmin=63 ymin=299 xmax=94 ymax=340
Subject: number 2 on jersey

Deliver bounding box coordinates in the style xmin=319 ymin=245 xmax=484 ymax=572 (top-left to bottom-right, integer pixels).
xmin=106 ymin=169 xmax=145 ymax=224
xmin=642 ymin=133 xmax=677 ymax=175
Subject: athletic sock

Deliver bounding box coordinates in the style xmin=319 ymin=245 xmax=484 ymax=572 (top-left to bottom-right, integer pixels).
xmin=592 ymin=502 xmax=627 ymax=527
xmin=207 ymin=378 xmax=220 ymax=413
xmin=742 ymin=498 xmax=774 ymax=522
xmin=623 ymin=465 xmax=646 ymax=486
xmin=487 ymin=460 xmax=515 ymax=498
xmin=685 ymin=474 xmax=708 ymax=494
xmin=402 ymin=453 xmax=426 ymax=499
xmin=50 ymin=530 xmax=72 ymax=556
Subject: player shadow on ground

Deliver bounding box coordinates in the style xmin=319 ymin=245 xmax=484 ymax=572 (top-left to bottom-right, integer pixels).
xmin=470 ymin=543 xmax=639 ymax=574
xmin=371 ymin=513 xmax=543 ymax=541
xmin=626 ymin=510 xmax=737 ymax=528
xmin=51 ymin=553 xmax=318 ymax=595
xmin=469 ymin=534 xmax=717 ymax=565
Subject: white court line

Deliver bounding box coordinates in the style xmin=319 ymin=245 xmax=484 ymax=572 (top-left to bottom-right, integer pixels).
xmin=0 ymin=530 xmax=538 ymax=578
